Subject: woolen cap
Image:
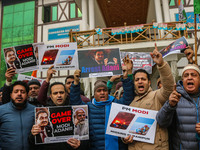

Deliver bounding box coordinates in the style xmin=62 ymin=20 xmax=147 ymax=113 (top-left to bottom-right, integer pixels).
xmin=181 ymin=64 xmax=200 ymax=76
xmin=94 ymin=81 xmax=108 ymax=92
xmin=28 ymin=79 xmax=41 ymax=87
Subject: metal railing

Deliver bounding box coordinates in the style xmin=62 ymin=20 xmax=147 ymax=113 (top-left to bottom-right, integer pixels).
xmin=69 ymin=21 xmax=188 ymax=48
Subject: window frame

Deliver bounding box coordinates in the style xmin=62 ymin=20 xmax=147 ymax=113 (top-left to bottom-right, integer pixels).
xmin=43 ymin=4 xmax=58 ymax=23
xmin=69 ymin=2 xmax=82 ymax=20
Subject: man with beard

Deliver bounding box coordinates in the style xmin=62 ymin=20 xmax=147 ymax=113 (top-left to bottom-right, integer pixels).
xmin=35 ymin=110 xmax=53 ymax=143
xmin=0 ymin=81 xmax=35 ymax=150
xmin=27 ymin=79 xmax=42 ymax=106
xmin=2 ymin=68 xmax=42 ymax=106
xmin=74 ymin=108 xmax=88 ymax=137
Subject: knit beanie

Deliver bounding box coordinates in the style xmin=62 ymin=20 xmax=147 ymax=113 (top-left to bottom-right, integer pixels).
xmin=28 ymin=79 xmax=41 ymax=87
xmin=94 ymin=81 xmax=108 ymax=93
xmin=181 ymin=64 xmax=200 ymax=76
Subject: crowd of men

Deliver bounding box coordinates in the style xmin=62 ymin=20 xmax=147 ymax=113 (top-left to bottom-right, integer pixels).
xmin=0 ymin=45 xmax=199 ymax=150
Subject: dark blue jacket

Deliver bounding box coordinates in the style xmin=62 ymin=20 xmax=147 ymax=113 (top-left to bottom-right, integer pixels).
xmin=0 ymin=101 xmax=35 ymax=150
xmin=156 ymin=80 xmax=200 ymax=150
xmin=70 ymin=77 xmax=135 ymax=150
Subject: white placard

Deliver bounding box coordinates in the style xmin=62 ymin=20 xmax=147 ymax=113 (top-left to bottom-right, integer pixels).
xmin=106 ymin=103 xmax=158 ymax=144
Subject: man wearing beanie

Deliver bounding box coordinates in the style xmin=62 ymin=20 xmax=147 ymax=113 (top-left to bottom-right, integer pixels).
xmin=156 ymin=63 xmax=200 ymax=150
xmin=70 ymin=57 xmax=135 ymax=150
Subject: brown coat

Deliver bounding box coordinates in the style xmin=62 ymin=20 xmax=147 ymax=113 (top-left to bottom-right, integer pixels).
xmin=129 ymin=61 xmax=174 ymax=150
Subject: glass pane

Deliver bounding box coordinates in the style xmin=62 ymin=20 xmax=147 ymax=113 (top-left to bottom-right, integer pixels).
xmin=2 ymin=28 xmax=13 ymax=44
xmin=24 ymin=1 xmax=35 ymax=11
xmin=24 ymin=10 xmax=34 ymax=25
xmin=169 ymin=0 xmax=175 ymax=6
xmin=14 ymin=12 xmax=23 ymax=27
xmin=14 ymin=3 xmax=24 ymax=13
xmin=52 ymin=6 xmax=57 ymax=21
xmin=23 ymin=25 xmax=34 ymax=40
xmin=13 ymin=27 xmax=23 ymax=42
xmin=70 ymin=3 xmax=76 ymax=18
xmin=78 ymin=8 xmax=82 ymax=17
xmin=4 ymin=5 xmax=13 ymax=14
xmin=3 ymin=14 xmax=13 ymax=28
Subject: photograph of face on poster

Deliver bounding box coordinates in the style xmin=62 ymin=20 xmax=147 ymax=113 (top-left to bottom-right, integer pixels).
xmin=78 ymin=48 xmax=122 ymax=78
xmin=72 ymin=105 xmax=89 ymax=140
xmin=35 ymin=107 xmax=54 ymax=144
xmin=4 ymin=43 xmax=39 ymax=73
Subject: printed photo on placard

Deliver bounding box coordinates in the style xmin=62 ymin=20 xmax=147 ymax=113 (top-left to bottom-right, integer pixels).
xmin=110 ymin=112 xmax=135 ymax=130
xmin=72 ymin=106 xmax=89 ymax=140
xmin=78 ymin=48 xmax=122 ymax=78
xmin=41 ymin=49 xmax=59 ymax=65
xmin=159 ymin=36 xmax=188 ymax=58
xmin=129 ymin=117 xmax=155 ymax=135
xmin=120 ymin=52 xmax=153 ymax=74
xmin=56 ymin=50 xmax=76 ymax=66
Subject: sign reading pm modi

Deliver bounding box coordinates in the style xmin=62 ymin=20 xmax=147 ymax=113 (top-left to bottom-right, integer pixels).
xmin=48 ymin=25 xmax=80 ymax=40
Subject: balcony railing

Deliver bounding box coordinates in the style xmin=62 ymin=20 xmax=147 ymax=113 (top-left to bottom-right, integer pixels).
xmin=69 ymin=21 xmax=188 ymax=48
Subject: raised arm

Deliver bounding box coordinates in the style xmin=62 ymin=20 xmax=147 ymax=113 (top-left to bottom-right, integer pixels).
xmin=151 ymin=43 xmax=174 ymax=105
xmin=37 ymin=65 xmax=56 ymax=106
xmin=117 ymin=56 xmax=135 ymax=105
xmin=2 ymin=68 xmax=16 ymax=104
xmin=70 ymin=70 xmax=84 ymax=105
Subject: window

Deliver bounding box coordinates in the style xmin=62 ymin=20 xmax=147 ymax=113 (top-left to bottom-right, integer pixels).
xmin=43 ymin=5 xmax=57 ymax=23
xmin=0 ymin=1 xmax=35 ymax=87
xmin=169 ymin=0 xmax=184 ymax=6
xmin=69 ymin=2 xmax=82 ymax=19
xmin=169 ymin=0 xmax=175 ymax=6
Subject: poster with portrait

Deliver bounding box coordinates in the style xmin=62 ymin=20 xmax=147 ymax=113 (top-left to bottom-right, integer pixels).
xmin=78 ymin=48 xmax=122 ymax=78
xmin=106 ymin=103 xmax=158 ymax=144
xmin=120 ymin=52 xmax=153 ymax=74
xmin=159 ymin=36 xmax=188 ymax=58
xmin=17 ymin=74 xmax=44 ymax=85
xmin=38 ymin=42 xmax=78 ymax=71
xmin=3 ymin=43 xmax=42 ymax=73
xmin=35 ymin=105 xmax=89 ymax=144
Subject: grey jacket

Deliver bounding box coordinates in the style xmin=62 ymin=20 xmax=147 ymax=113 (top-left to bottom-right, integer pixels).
xmin=156 ymin=80 xmax=200 ymax=150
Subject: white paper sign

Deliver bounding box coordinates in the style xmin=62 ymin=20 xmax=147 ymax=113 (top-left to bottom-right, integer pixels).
xmin=38 ymin=42 xmax=78 ymax=71
xmin=106 ymin=103 xmax=158 ymax=144
xmin=17 ymin=74 xmax=45 ymax=85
